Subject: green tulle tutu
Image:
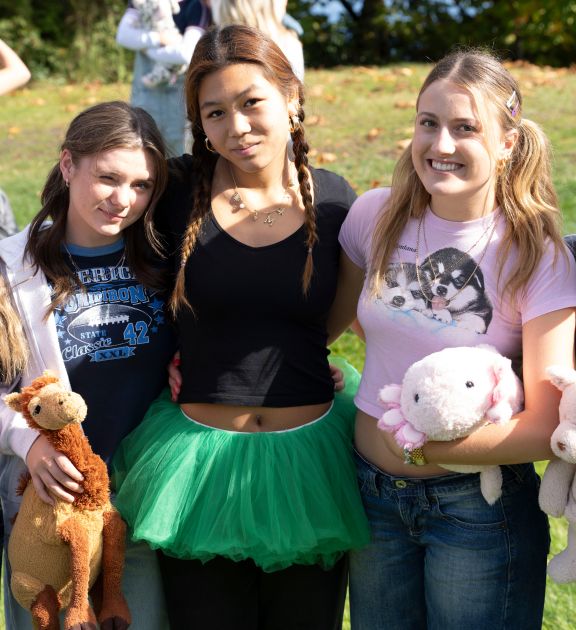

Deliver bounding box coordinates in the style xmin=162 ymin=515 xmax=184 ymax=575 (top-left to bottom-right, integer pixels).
xmin=111 ymin=358 xmax=369 ymax=572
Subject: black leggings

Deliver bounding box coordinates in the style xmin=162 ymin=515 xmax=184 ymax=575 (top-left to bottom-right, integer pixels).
xmin=157 ymin=552 xmax=349 ymax=630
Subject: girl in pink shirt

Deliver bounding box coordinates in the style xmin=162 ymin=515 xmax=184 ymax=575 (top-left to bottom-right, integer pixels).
xmin=330 ymin=49 xmax=576 ymax=629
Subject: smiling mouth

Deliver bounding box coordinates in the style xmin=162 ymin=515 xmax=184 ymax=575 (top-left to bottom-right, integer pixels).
xmin=429 ymin=160 xmax=462 ymax=172
xmin=101 ymin=208 xmax=126 ymax=219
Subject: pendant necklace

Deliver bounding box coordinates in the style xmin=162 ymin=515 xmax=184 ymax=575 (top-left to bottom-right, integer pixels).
xmin=228 ymin=164 xmax=292 ymax=227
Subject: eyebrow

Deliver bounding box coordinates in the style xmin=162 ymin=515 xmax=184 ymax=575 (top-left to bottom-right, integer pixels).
xmin=200 ymin=84 xmax=259 ymax=111
xmin=417 ymin=111 xmax=478 ymax=123
xmin=94 ymin=168 xmax=155 ymax=182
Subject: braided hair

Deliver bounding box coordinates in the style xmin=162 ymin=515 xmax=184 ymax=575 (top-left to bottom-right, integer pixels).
xmin=169 ymin=24 xmax=317 ymax=314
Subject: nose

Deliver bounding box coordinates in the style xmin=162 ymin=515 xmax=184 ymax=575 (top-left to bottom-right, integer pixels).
xmin=433 ymin=126 xmax=455 ymax=155
xmin=229 ymin=111 xmax=251 ymax=137
xmin=110 ymin=184 xmax=133 ymax=210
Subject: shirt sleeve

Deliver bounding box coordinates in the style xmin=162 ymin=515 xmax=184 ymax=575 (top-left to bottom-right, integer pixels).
xmin=520 ymin=239 xmax=576 ymax=323
xmin=338 ymin=187 xmax=390 ymax=270
xmin=116 ymin=8 xmax=162 ymax=50
xmin=146 ymin=25 xmax=204 ymax=65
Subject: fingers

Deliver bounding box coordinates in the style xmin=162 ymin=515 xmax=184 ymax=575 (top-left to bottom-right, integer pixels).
xmin=26 ymin=435 xmax=84 ymax=505
xmin=329 ymin=365 xmax=345 ymax=392
xmin=168 ymin=351 xmax=182 ymax=402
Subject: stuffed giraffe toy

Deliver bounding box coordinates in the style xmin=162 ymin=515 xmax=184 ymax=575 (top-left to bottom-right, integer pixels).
xmin=4 ymin=371 xmax=131 ymax=630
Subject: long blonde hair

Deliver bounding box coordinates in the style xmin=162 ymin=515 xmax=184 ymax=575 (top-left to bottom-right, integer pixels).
xmin=370 ymin=48 xmax=564 ymax=304
xmin=0 ymin=269 xmax=28 ymax=384
xmin=211 ymin=0 xmax=286 ymax=38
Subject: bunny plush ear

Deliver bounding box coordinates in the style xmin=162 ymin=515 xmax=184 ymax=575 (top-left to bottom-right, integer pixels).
xmin=547 ymin=365 xmax=576 ymax=392
xmin=486 ymin=354 xmax=523 ymax=424
xmin=378 ymin=384 xmax=402 ymax=406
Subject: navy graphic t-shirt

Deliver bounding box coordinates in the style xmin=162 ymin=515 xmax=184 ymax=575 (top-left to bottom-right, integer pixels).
xmin=53 ymin=241 xmax=177 ymax=463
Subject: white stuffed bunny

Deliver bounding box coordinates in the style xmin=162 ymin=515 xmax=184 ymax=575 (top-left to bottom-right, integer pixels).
xmin=378 ymin=344 xmax=524 ymax=505
xmin=538 ymin=365 xmax=576 ymax=583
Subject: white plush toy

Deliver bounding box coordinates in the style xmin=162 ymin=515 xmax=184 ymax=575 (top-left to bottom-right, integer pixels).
xmin=538 ymin=365 xmax=576 ymax=583
xmin=378 ymin=344 xmax=524 ymax=505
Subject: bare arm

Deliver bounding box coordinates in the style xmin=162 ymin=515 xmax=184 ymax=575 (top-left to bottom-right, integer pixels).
xmin=0 ymin=39 xmax=31 ymax=96
xmin=326 ymin=251 xmax=365 ymax=345
xmin=382 ymin=307 xmax=576 ymax=465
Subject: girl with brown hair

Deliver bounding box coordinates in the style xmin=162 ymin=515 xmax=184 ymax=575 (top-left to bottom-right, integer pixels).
xmin=111 ymin=24 xmax=369 ymax=629
xmin=0 ymin=100 xmax=176 ymax=629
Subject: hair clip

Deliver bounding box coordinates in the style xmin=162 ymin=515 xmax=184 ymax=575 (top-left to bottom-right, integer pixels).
xmin=506 ymin=90 xmax=519 ymax=117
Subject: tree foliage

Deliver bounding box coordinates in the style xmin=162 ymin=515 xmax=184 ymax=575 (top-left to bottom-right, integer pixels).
xmin=0 ymin=0 xmax=574 ymax=83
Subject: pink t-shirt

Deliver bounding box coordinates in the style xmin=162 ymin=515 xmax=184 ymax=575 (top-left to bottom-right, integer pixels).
xmin=339 ymin=187 xmax=576 ymax=419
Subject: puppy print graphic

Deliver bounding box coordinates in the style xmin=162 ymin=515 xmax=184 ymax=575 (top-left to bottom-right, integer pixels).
xmin=418 ymin=247 xmax=493 ymax=333
xmin=381 ymin=248 xmax=493 ymax=334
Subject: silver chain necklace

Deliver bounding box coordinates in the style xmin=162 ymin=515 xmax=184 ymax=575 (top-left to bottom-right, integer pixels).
xmin=63 ymin=244 xmax=126 ymax=276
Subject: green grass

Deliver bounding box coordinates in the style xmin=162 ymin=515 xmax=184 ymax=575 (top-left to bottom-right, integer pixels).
xmin=1 ymin=63 xmax=576 ymax=627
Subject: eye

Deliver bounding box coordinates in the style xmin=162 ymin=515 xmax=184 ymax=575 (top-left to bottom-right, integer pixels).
xmin=419 ymin=118 xmax=436 ymax=128
xmin=458 ymin=123 xmax=478 ymax=133
xmin=207 ymin=109 xmax=224 ymax=119
xmin=133 ymin=181 xmax=151 ymax=191
xmin=244 ymin=97 xmax=261 ymax=108
xmin=414 ymin=393 xmax=419 ymax=403
xmin=33 ymin=405 xmax=41 ymax=416
xmin=466 ymin=381 xmax=474 ymax=388
xmin=100 ymin=175 xmax=115 ymax=182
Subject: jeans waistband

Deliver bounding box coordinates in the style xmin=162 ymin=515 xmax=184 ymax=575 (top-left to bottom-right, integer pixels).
xmin=353 ymin=447 xmax=533 ymax=494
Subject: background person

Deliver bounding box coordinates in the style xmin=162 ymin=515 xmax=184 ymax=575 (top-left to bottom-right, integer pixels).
xmin=211 ymin=0 xmax=304 ymax=81
xmin=0 ymin=39 xmax=31 ymax=240
xmin=116 ymin=0 xmax=212 ymax=155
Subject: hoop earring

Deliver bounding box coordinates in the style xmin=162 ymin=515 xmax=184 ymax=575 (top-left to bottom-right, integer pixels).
xmin=204 ymin=137 xmax=218 ymax=154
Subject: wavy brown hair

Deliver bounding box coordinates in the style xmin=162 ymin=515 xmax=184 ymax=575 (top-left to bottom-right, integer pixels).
xmin=369 ymin=48 xmax=564 ymax=304
xmin=170 ymin=24 xmax=317 ymax=313
xmin=25 ymin=101 xmax=169 ymax=317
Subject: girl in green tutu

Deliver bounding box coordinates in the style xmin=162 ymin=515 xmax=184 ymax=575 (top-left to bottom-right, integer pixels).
xmin=112 ymin=23 xmax=370 ymax=629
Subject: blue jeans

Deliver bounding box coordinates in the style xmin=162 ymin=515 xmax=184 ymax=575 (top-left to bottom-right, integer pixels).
xmin=349 ymin=450 xmax=549 ymax=630
xmin=0 ymin=454 xmax=169 ymax=630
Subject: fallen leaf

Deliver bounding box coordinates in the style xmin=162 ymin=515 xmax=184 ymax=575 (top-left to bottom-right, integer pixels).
xmin=65 ymin=104 xmax=79 ymax=113
xmin=366 ymin=128 xmax=381 ymax=141
xmin=306 ymin=115 xmax=325 ymax=126
xmin=323 ymin=94 xmax=337 ymax=103
xmin=398 ymin=67 xmax=413 ymax=77
xmin=394 ymin=100 xmax=416 ymax=110
xmin=309 ymin=85 xmax=324 ymax=97
xmin=370 ymin=180 xmax=381 ymax=188
xmin=317 ymin=152 xmax=337 ymax=163
xmin=397 ymin=138 xmax=412 ymax=150
xmin=33 ymin=98 xmax=46 ymax=106
xmin=8 ymin=126 xmax=21 ymax=136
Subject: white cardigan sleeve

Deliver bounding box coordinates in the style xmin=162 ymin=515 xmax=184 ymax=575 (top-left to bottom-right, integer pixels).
xmin=116 ymin=7 xmax=162 ymax=50
xmin=0 ymin=380 xmax=39 ymax=462
xmin=146 ymin=25 xmax=204 ymax=65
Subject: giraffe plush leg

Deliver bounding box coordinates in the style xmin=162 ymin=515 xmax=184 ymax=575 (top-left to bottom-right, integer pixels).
xmin=58 ymin=517 xmax=97 ymax=630
xmin=30 ymin=584 xmax=60 ymax=630
xmin=98 ymin=509 xmax=131 ymax=630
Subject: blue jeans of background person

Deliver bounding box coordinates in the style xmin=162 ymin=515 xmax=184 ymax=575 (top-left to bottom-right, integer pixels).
xmin=0 ymin=453 xmax=169 ymax=630
xmin=349 ymin=450 xmax=550 ymax=630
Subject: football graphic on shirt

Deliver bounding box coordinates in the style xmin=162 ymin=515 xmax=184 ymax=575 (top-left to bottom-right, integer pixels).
xmin=68 ymin=304 xmax=152 ymax=345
